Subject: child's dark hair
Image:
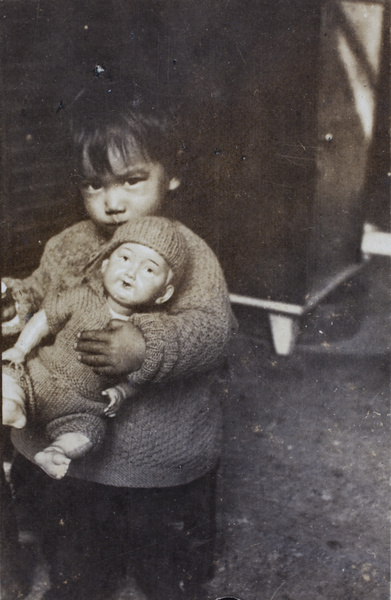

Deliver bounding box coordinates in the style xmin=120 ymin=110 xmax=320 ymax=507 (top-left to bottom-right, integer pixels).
xmin=70 ymin=83 xmax=181 ymax=181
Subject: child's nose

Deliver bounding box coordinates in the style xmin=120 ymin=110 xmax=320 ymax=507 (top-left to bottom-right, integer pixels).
xmin=104 ymin=187 xmax=126 ymax=214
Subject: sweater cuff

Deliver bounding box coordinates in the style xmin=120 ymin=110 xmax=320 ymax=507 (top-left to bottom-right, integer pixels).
xmin=41 ymin=293 xmax=61 ymax=334
xmin=128 ymin=313 xmax=167 ymax=384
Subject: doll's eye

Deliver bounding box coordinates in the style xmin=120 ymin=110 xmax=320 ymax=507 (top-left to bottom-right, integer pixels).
xmin=144 ymin=265 xmax=159 ymax=277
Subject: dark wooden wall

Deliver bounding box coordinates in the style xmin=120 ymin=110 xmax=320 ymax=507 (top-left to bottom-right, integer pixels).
xmin=1 ymin=1 xmax=388 ymax=303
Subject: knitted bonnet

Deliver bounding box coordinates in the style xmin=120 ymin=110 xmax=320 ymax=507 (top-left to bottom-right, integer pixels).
xmin=97 ymin=217 xmax=188 ymax=283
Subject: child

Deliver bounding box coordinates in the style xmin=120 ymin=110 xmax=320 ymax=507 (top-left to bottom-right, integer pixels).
xmin=4 ymin=84 xmax=236 ymax=600
xmin=3 ymin=217 xmax=188 ymax=480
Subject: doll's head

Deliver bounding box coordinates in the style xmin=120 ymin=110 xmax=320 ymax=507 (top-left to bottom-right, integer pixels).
xmin=99 ymin=217 xmax=187 ymax=315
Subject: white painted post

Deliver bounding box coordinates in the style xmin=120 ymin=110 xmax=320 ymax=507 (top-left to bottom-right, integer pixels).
xmin=268 ymin=313 xmax=299 ymax=356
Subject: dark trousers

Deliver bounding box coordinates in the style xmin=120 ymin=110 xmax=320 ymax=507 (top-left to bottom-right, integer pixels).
xmin=11 ymin=454 xmax=216 ymax=600
xmin=0 ymin=431 xmax=35 ymax=600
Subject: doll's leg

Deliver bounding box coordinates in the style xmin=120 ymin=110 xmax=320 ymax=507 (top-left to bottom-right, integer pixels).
xmin=34 ymin=413 xmax=105 ymax=479
xmin=2 ymin=372 xmax=27 ymax=429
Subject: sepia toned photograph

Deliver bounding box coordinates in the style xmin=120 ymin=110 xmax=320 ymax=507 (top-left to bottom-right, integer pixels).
xmin=1 ymin=1 xmax=389 ymax=599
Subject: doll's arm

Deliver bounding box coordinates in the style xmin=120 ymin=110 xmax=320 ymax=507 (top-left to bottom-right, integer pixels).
xmin=102 ymin=382 xmax=137 ymax=417
xmin=2 ymin=309 xmax=50 ymax=363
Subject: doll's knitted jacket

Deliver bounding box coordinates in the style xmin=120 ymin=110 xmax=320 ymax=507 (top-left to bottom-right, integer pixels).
xmin=10 ymin=219 xmax=236 ymax=487
xmin=14 ymin=283 xmax=136 ymax=446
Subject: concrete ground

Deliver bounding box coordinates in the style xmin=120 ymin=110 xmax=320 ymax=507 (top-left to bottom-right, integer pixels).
xmin=4 ymin=256 xmax=390 ymax=600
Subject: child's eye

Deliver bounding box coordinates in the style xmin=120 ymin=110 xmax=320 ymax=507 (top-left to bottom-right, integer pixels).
xmin=123 ymin=177 xmax=144 ymax=187
xmin=82 ymin=181 xmax=102 ymax=192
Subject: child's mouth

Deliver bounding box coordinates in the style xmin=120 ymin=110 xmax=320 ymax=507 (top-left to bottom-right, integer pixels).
xmin=107 ymin=221 xmax=127 ymax=228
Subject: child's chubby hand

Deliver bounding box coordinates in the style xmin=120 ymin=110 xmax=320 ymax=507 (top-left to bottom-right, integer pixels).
xmin=2 ymin=345 xmax=26 ymax=365
xmin=75 ymin=320 xmax=146 ymax=376
xmin=1 ymin=281 xmax=17 ymax=322
xmin=1 ymin=282 xmax=20 ymax=335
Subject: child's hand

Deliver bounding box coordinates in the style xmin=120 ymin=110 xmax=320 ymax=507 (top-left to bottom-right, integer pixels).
xmin=102 ymin=387 xmax=126 ymax=417
xmin=2 ymin=346 xmax=26 ymax=364
xmin=1 ymin=282 xmax=18 ymax=324
xmin=1 ymin=300 xmax=17 ymax=323
xmin=75 ymin=320 xmax=146 ymax=376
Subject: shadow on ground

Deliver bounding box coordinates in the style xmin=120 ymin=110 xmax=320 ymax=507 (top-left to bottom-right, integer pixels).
xmin=209 ymin=343 xmax=389 ymax=600
xmin=208 ymin=257 xmax=390 ymax=600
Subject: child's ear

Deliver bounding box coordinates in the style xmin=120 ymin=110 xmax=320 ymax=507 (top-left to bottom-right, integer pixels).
xmin=101 ymin=259 xmax=109 ymax=273
xmin=168 ymin=177 xmax=180 ymax=191
xmin=155 ymin=284 xmax=174 ymax=305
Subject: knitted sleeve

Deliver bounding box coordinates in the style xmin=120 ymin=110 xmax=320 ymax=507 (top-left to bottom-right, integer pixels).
xmin=42 ymin=286 xmax=98 ymax=334
xmin=3 ymin=231 xmax=73 ymax=334
xmin=2 ymin=241 xmax=56 ymax=334
xmin=3 ymin=221 xmax=103 ymax=335
xmin=42 ymin=288 xmax=84 ymax=334
xmin=126 ymin=224 xmax=237 ymax=385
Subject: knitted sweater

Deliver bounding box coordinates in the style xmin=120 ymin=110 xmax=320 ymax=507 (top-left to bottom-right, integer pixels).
xmin=10 ymin=219 xmax=236 ymax=487
xmin=14 ymin=284 xmax=135 ymax=445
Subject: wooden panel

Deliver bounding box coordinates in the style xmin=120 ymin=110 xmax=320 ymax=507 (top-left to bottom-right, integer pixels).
xmin=307 ymin=0 xmax=386 ymax=293
xmin=3 ymin=0 xmax=386 ymax=307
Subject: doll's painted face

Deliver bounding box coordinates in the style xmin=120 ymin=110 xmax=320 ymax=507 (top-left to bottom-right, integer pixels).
xmin=101 ymin=242 xmax=174 ymax=314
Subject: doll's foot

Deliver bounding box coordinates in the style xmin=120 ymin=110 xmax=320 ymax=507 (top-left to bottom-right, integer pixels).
xmin=34 ymin=432 xmax=92 ymax=479
xmin=2 ymin=397 xmax=27 ymax=429
xmin=34 ymin=446 xmax=71 ymax=480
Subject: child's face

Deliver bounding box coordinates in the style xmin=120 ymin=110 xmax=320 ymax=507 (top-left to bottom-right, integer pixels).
xmin=101 ymin=242 xmax=174 ymax=312
xmin=81 ymin=146 xmax=180 ymax=237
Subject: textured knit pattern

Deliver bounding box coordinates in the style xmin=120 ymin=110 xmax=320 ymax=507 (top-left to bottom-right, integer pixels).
xmin=10 ymin=218 xmax=236 ymax=487
xmin=12 ymin=285 xmax=129 ymax=446
xmin=93 ymin=216 xmax=188 ymax=284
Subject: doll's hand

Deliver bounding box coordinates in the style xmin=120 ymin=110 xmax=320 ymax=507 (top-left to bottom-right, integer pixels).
xmin=102 ymin=387 xmax=126 ymax=417
xmin=2 ymin=346 xmax=26 ymax=364
xmin=75 ymin=320 xmax=146 ymax=376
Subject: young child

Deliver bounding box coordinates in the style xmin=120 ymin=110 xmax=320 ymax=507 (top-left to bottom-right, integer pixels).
xmin=3 ymin=217 xmax=188 ymax=480
xmin=3 ymin=84 xmax=236 ymax=600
